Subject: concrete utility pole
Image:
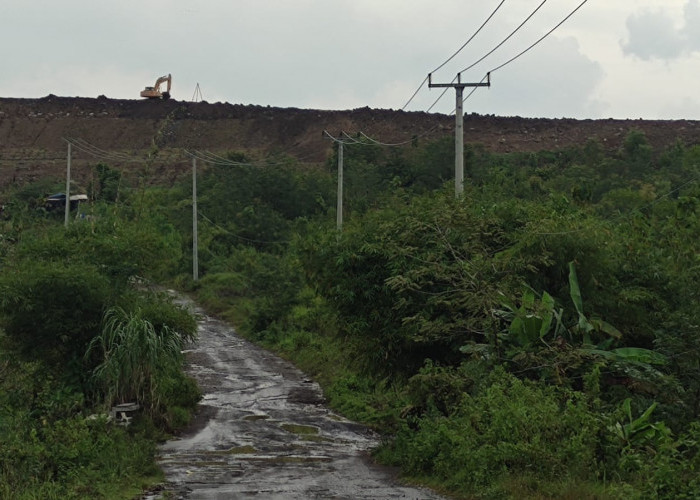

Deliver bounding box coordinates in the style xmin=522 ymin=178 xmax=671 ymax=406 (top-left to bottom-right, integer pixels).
xmin=192 ymin=158 xmax=199 ymax=281
xmin=337 ymin=141 xmax=344 ymax=231
xmin=428 ymin=73 xmax=490 ymax=198
xmin=64 ymin=142 xmax=71 ymax=227
xmin=323 ymin=131 xmax=346 ymax=231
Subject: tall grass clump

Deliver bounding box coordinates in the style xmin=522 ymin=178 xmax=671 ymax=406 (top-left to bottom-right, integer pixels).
xmin=86 ymin=306 xmax=190 ymax=413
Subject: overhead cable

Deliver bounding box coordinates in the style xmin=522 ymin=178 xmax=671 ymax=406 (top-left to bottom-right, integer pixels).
xmin=0 ymin=156 xmax=65 ymax=163
xmin=462 ymin=0 xmax=590 ymax=107
xmin=488 ymin=0 xmax=589 ymax=74
xmin=426 ymin=86 xmax=453 ymax=113
xmin=401 ymin=75 xmax=430 ymax=111
xmin=64 ymin=137 xmax=148 ymax=163
xmin=432 ymin=0 xmax=507 ymax=75
xmin=198 ymin=210 xmax=288 ymax=246
xmin=70 ymin=138 xmax=135 ymax=162
xmin=338 ymin=0 xmax=591 ymax=151
xmin=184 ymin=146 xmax=316 ymax=168
xmin=402 ymin=0 xmax=507 ymax=111
xmin=458 ymin=0 xmax=548 ymax=75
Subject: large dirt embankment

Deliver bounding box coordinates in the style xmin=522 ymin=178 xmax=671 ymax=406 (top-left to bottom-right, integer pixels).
xmin=1 ymin=95 xmax=700 ymax=188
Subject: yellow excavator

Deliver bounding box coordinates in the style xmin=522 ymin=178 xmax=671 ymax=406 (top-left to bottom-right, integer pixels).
xmin=140 ymin=74 xmax=171 ymax=99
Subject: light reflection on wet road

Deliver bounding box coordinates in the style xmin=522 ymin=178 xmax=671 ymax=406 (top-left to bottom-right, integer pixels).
xmin=156 ymin=296 xmax=444 ymax=499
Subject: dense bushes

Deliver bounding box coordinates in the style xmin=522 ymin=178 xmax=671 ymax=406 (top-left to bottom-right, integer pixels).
xmin=0 ymin=262 xmax=112 ymax=372
xmin=381 ymin=367 xmax=599 ymax=494
xmin=0 ymin=194 xmax=199 ymax=498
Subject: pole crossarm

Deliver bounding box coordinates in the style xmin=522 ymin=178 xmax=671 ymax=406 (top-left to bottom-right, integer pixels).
xmin=428 ymin=72 xmax=491 ymax=89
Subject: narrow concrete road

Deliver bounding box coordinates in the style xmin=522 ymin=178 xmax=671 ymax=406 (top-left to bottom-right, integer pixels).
xmin=157 ymin=296 xmax=444 ymax=499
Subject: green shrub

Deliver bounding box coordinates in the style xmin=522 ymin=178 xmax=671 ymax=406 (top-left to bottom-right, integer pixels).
xmin=380 ymin=368 xmax=600 ymax=495
xmin=0 ymin=262 xmax=111 ymax=372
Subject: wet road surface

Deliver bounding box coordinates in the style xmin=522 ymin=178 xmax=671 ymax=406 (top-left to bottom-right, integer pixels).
xmin=156 ymin=297 xmax=444 ymax=499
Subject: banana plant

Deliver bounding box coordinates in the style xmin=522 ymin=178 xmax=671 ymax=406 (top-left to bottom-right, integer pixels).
xmin=472 ymin=262 xmax=667 ymax=384
xmin=610 ymin=398 xmax=672 ymax=450
xmin=568 ymin=261 xmax=622 ymax=346
xmin=492 ymin=287 xmax=566 ymax=349
xmin=568 ymin=262 xmax=667 ymax=366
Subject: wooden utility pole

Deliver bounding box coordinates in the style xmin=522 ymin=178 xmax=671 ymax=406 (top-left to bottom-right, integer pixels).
xmin=428 ymin=73 xmax=490 ymax=198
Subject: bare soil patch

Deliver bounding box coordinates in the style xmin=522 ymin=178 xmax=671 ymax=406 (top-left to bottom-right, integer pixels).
xmin=2 ymin=95 xmax=699 ymax=190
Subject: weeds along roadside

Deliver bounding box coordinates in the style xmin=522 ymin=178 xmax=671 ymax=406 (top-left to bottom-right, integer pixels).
xmin=0 ymin=188 xmax=201 ymax=499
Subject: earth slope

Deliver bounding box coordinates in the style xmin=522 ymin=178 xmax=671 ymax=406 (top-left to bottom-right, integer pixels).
xmin=1 ymin=95 xmax=699 ymax=188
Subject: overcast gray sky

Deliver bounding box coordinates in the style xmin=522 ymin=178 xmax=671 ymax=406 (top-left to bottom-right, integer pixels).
xmin=1 ymin=0 xmax=698 ymax=119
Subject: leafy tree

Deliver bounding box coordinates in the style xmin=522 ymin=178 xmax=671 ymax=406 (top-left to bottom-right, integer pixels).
xmin=0 ymin=262 xmax=111 ymax=373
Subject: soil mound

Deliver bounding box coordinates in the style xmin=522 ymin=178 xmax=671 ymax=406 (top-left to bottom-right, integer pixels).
xmin=1 ymin=95 xmax=699 ymax=188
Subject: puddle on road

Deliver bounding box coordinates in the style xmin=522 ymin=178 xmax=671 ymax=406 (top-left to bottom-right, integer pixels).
xmin=280 ymin=423 xmax=319 ymax=435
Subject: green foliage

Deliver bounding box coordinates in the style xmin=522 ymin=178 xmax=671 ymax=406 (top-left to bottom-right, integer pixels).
xmin=11 ymin=212 xmax=182 ymax=286
xmin=379 ymin=368 xmax=600 ymax=496
xmin=92 ymin=162 xmax=123 ymax=202
xmin=609 ymin=398 xmax=671 ymax=451
xmin=210 ymin=132 xmax=700 ymax=497
xmin=6 ymin=127 xmax=700 ymax=498
xmin=0 ymin=354 xmax=161 ymax=499
xmin=117 ymin=289 xmax=197 ymax=343
xmin=196 ymin=246 xmax=303 ymax=337
xmin=195 ymin=158 xmax=334 ymax=250
xmin=0 ymin=261 xmax=111 ymax=370
xmin=0 ymin=187 xmax=200 ymax=498
xmin=493 ymin=287 xmax=565 ymax=349
xmin=302 ymin=190 xmax=525 ymax=376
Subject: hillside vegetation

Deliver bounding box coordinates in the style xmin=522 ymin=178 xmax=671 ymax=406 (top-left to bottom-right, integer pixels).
xmin=2 ymin=124 xmax=700 ymax=498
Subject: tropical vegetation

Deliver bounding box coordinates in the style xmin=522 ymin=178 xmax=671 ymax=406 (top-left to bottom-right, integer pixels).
xmin=3 ymin=129 xmax=700 ymax=498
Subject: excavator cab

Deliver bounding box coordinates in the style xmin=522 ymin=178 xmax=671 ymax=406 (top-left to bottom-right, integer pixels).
xmin=140 ymin=74 xmax=171 ymax=99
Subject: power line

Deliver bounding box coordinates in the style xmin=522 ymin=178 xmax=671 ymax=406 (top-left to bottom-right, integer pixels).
xmin=417 ymin=0 xmax=590 ymax=115
xmin=71 ymin=138 xmax=136 ymax=162
xmin=488 ymin=0 xmax=589 ymax=75
xmin=532 ymin=172 xmax=700 ymax=237
xmin=402 ymin=0 xmax=507 ymax=111
xmin=184 ymin=146 xmax=317 ymax=168
xmin=0 ymin=156 xmax=65 ymax=163
xmin=433 ymin=0 xmax=508 ymax=76
xmin=332 ymin=0 xmax=590 ymax=154
xmin=63 ymin=137 xmax=147 ymax=163
xmin=401 ymin=75 xmax=430 ymax=112
xmin=459 ymin=0 xmax=590 ymax=111
xmin=426 ymin=86 xmax=453 ymax=113
xmin=325 ymin=124 xmax=446 ymax=148
xmin=198 ymin=210 xmax=288 ymax=246
xmin=458 ymin=0 xmax=548 ymax=75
